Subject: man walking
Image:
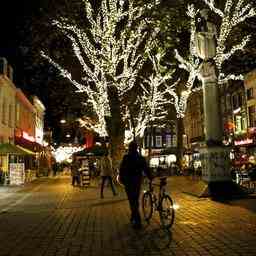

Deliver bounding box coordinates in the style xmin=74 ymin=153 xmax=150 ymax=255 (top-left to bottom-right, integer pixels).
xmin=119 ymin=141 xmax=152 ymax=229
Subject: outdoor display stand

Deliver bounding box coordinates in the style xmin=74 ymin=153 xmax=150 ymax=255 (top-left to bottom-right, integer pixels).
xmin=80 ymin=168 xmax=90 ymax=187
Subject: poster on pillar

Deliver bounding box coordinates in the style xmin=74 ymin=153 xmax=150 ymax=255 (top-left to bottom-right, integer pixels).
xmin=199 ymin=147 xmax=231 ymax=182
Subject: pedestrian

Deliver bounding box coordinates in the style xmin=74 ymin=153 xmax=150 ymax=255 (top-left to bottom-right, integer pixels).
xmin=71 ymin=158 xmax=81 ymax=186
xmin=100 ymin=151 xmax=117 ymax=198
xmin=119 ymin=141 xmax=152 ymax=229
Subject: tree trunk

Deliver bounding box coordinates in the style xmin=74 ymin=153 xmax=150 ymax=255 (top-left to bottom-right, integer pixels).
xmin=176 ymin=117 xmax=184 ymax=172
xmin=105 ymin=86 xmax=125 ymax=171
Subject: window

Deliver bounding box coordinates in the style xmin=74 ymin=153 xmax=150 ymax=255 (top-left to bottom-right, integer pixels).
xmin=151 ymin=136 xmax=154 ymax=147
xmin=248 ymin=106 xmax=256 ymax=127
xmin=146 ymin=135 xmax=150 ymax=148
xmin=226 ymin=94 xmax=231 ymax=111
xmin=232 ymin=94 xmax=238 ymax=109
xmin=8 ymin=104 xmax=12 ymax=127
xmin=145 ymin=135 xmax=154 ymax=148
xmin=235 ymin=115 xmax=242 ymax=133
xmin=166 ymin=134 xmax=172 ymax=147
xmin=247 ymin=88 xmax=254 ymax=100
xmin=172 ymin=135 xmax=177 ymax=147
xmin=15 ymin=102 xmax=20 ymax=125
xmin=2 ymin=99 xmax=6 ymax=124
xmin=155 ymin=136 xmax=162 ymax=147
xmin=238 ymin=92 xmax=243 ymax=107
xmin=220 ymin=96 xmax=225 ymax=113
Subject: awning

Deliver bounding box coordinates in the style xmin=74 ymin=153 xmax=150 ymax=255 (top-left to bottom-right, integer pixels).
xmin=15 ymin=136 xmax=44 ymax=152
xmin=16 ymin=145 xmax=36 ymax=155
xmin=0 ymin=143 xmax=30 ymax=155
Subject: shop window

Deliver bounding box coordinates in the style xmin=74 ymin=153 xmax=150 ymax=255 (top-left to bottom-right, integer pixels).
xmin=241 ymin=116 xmax=247 ymax=131
xmin=235 ymin=115 xmax=242 ymax=133
xmin=155 ymin=136 xmax=162 ymax=148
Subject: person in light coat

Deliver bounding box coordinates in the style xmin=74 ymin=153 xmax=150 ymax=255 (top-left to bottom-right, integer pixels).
xmin=100 ymin=152 xmax=117 ymax=198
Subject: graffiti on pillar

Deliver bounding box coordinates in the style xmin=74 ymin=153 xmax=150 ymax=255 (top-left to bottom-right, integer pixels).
xmin=199 ymin=148 xmax=230 ymax=181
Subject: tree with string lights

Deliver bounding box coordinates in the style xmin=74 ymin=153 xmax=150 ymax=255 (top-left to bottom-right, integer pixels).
xmin=41 ymin=0 xmax=160 ymax=167
xmin=170 ymin=0 xmax=255 ymax=118
xmin=125 ymin=50 xmax=174 ymax=144
xmin=201 ymin=0 xmax=256 ymax=82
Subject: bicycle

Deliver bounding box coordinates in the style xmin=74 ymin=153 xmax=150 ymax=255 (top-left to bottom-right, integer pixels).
xmin=142 ymin=176 xmax=175 ymax=230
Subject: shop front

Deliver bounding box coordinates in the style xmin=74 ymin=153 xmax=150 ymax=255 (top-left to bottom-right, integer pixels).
xmin=232 ymin=136 xmax=256 ymax=168
xmin=15 ymin=134 xmax=44 ymax=179
xmin=0 ymin=143 xmax=33 ymax=185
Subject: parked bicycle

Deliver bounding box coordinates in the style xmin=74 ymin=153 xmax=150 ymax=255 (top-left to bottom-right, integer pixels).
xmin=142 ymin=176 xmax=175 ymax=230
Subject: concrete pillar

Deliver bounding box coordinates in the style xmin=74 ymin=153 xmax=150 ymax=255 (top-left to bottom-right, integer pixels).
xmin=192 ymin=9 xmax=240 ymax=196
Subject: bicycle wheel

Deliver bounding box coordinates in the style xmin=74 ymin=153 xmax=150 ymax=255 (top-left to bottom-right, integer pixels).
xmin=142 ymin=192 xmax=153 ymax=222
xmin=159 ymin=195 xmax=175 ymax=229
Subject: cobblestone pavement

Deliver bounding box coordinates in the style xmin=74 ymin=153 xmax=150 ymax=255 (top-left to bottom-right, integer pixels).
xmin=0 ymin=176 xmax=255 ymax=256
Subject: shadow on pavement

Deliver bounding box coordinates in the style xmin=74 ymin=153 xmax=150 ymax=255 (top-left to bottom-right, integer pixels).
xmin=115 ymin=223 xmax=173 ymax=255
xmin=91 ymin=198 xmax=128 ymax=206
xmin=211 ymin=194 xmax=256 ymax=213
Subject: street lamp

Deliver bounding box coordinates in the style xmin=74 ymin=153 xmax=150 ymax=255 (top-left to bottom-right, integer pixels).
xmin=60 ymin=119 xmax=66 ymax=124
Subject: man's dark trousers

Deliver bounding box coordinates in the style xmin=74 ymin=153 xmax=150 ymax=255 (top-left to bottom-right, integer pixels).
xmin=124 ymin=176 xmax=142 ymax=225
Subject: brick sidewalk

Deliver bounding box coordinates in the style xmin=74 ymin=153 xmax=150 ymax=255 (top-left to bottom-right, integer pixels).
xmin=0 ymin=176 xmax=255 ymax=256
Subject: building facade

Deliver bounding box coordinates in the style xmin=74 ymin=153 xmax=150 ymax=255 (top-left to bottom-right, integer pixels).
xmin=0 ymin=57 xmax=46 ymax=184
xmin=184 ymin=71 xmax=256 ymax=168
xmin=141 ymin=121 xmax=178 ymax=167
xmin=0 ymin=58 xmax=17 ymax=181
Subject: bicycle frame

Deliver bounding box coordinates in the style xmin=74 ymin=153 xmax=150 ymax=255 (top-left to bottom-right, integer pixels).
xmin=149 ymin=177 xmax=168 ymax=210
xmin=142 ymin=176 xmax=175 ymax=229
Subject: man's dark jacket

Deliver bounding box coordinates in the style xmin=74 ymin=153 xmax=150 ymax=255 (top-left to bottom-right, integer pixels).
xmin=119 ymin=152 xmax=151 ymax=184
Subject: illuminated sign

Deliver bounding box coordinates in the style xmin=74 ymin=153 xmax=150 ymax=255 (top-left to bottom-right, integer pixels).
xmin=22 ymin=131 xmax=35 ymax=142
xmin=234 ymin=138 xmax=253 ymax=146
xmin=35 ymin=128 xmax=43 ymax=144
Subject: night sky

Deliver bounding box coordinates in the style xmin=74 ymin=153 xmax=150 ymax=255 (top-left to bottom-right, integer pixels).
xmin=1 ymin=1 xmax=256 ymax=142
xmin=0 ymin=1 xmax=85 ymax=141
